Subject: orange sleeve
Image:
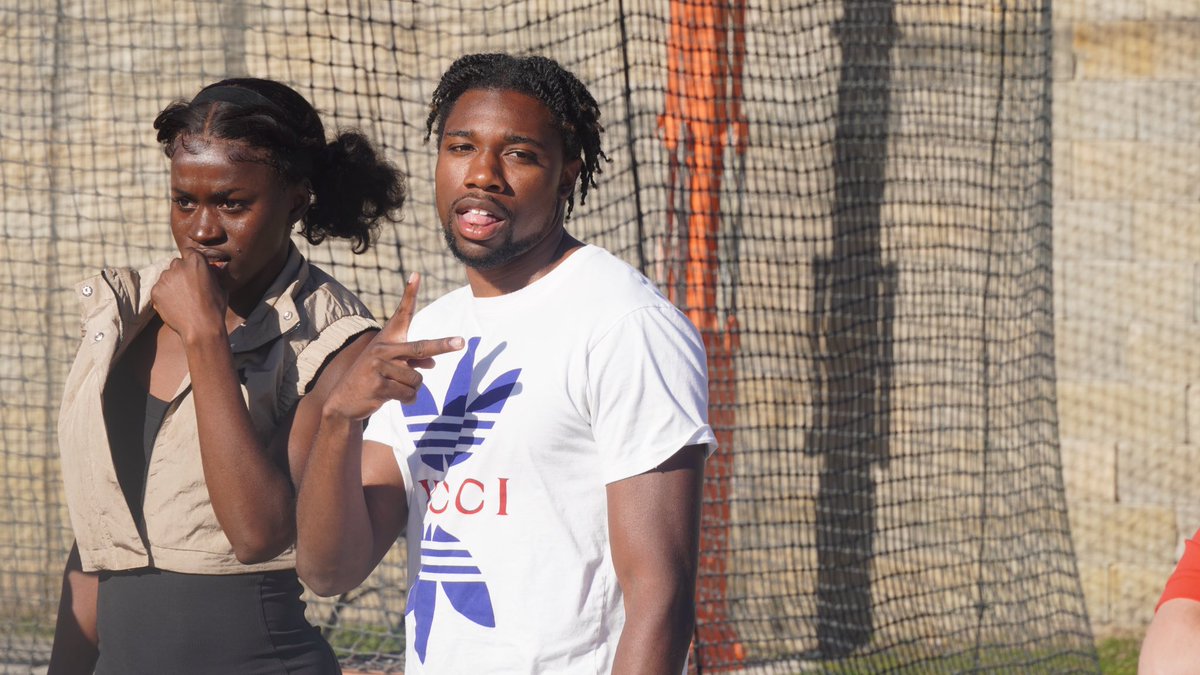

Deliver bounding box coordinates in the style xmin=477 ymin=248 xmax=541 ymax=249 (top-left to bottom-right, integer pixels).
xmin=1158 ymin=530 xmax=1200 ymax=611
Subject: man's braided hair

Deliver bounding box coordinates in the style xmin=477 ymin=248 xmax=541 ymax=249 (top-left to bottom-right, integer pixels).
xmin=424 ymin=53 xmax=608 ymax=217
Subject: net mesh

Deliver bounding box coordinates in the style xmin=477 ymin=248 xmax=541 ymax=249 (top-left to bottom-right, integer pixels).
xmin=0 ymin=1 xmax=1102 ymax=672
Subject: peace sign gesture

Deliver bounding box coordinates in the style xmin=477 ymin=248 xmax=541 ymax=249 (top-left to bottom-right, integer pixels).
xmin=323 ymin=273 xmax=464 ymax=421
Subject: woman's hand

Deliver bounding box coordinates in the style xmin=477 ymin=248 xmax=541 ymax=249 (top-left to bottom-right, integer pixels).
xmin=151 ymin=249 xmax=229 ymax=342
xmin=150 ymin=250 xmax=288 ymax=562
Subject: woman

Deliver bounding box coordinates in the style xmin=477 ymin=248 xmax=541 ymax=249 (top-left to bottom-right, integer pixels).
xmin=48 ymin=78 xmax=405 ymax=674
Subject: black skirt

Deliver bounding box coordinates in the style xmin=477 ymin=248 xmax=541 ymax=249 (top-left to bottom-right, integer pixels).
xmin=94 ymin=567 xmax=341 ymax=675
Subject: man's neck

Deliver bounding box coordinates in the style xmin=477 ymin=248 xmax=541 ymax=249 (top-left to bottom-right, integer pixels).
xmin=466 ymin=231 xmax=584 ymax=298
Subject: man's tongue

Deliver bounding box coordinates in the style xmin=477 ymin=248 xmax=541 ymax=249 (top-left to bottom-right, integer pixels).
xmin=461 ymin=210 xmax=501 ymax=227
xmin=458 ymin=209 xmax=504 ymax=241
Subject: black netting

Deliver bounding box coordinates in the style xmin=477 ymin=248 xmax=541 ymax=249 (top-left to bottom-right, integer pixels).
xmin=0 ymin=1 xmax=1100 ymax=672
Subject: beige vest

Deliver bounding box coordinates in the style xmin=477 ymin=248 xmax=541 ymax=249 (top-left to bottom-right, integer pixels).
xmin=58 ymin=247 xmax=378 ymax=573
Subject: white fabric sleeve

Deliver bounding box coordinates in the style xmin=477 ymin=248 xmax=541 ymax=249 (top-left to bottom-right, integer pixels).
xmin=363 ymin=399 xmax=414 ymax=499
xmin=587 ymin=306 xmax=718 ymax=485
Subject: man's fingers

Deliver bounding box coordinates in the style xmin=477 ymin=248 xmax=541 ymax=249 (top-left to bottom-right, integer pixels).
xmin=374 ymin=276 xmax=464 ymax=359
xmin=379 ymin=272 xmax=420 ymax=341
xmin=356 ymin=336 xmax=463 ymax=397
xmin=374 ymin=360 xmax=424 ymax=390
xmin=389 ymin=336 xmax=465 ymax=361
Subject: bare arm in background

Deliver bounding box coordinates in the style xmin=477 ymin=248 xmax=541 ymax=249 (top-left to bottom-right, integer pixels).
xmin=1140 ymin=598 xmax=1200 ymax=675
xmin=47 ymin=543 xmax=98 ymax=675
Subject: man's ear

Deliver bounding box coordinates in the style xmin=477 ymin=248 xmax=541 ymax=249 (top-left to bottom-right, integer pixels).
xmin=558 ymin=158 xmax=583 ymax=199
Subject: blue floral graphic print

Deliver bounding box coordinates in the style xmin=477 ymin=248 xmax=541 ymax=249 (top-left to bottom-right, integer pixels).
xmin=401 ymin=337 xmax=521 ymax=663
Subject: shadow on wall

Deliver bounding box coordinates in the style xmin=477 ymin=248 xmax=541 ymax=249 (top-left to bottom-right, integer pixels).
xmin=806 ymin=0 xmax=897 ymax=659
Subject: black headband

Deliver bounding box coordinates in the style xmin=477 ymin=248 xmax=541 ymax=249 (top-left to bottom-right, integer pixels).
xmin=191 ymin=85 xmax=282 ymax=113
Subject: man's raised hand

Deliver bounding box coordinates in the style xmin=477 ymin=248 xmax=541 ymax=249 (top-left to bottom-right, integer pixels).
xmin=323 ymin=273 xmax=463 ymax=420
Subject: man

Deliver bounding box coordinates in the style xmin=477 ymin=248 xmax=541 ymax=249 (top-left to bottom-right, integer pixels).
xmin=296 ymin=53 xmax=715 ymax=673
xmin=1139 ymin=531 xmax=1200 ymax=675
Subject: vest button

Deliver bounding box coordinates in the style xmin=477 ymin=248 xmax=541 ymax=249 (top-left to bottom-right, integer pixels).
xmin=93 ymin=332 xmax=104 ymax=342
xmin=283 ymin=311 xmax=293 ymax=321
xmin=81 ymin=285 xmax=93 ymax=297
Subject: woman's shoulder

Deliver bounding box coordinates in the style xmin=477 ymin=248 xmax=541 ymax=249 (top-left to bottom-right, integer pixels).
xmin=294 ymin=260 xmax=379 ymax=329
xmin=71 ymin=257 xmax=175 ymax=319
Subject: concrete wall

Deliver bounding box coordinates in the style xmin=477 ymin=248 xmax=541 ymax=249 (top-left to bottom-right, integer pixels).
xmin=1 ymin=0 xmax=1196 ymax=665
xmin=1052 ymin=0 xmax=1200 ymax=635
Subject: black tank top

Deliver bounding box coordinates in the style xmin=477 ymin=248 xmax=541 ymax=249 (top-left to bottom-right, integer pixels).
xmin=102 ymin=363 xmax=167 ymax=530
xmin=95 ymin=343 xmax=340 ymax=675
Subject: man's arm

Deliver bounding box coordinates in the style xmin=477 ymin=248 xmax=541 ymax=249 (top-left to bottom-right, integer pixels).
xmin=291 ymin=334 xmax=409 ymax=597
xmin=608 ymin=444 xmax=707 ymax=674
xmin=1140 ymin=598 xmax=1200 ymax=675
xmin=296 ymin=421 xmax=408 ymax=596
xmin=296 ymin=273 xmax=462 ymax=596
xmin=47 ymin=543 xmax=98 ymax=675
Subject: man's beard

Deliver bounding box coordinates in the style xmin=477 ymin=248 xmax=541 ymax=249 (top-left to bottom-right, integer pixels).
xmin=441 ymin=215 xmax=558 ymax=271
xmin=442 ymin=227 xmax=533 ymax=270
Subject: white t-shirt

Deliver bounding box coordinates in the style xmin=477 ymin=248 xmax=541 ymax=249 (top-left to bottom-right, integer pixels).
xmin=364 ymin=245 xmax=716 ymax=674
